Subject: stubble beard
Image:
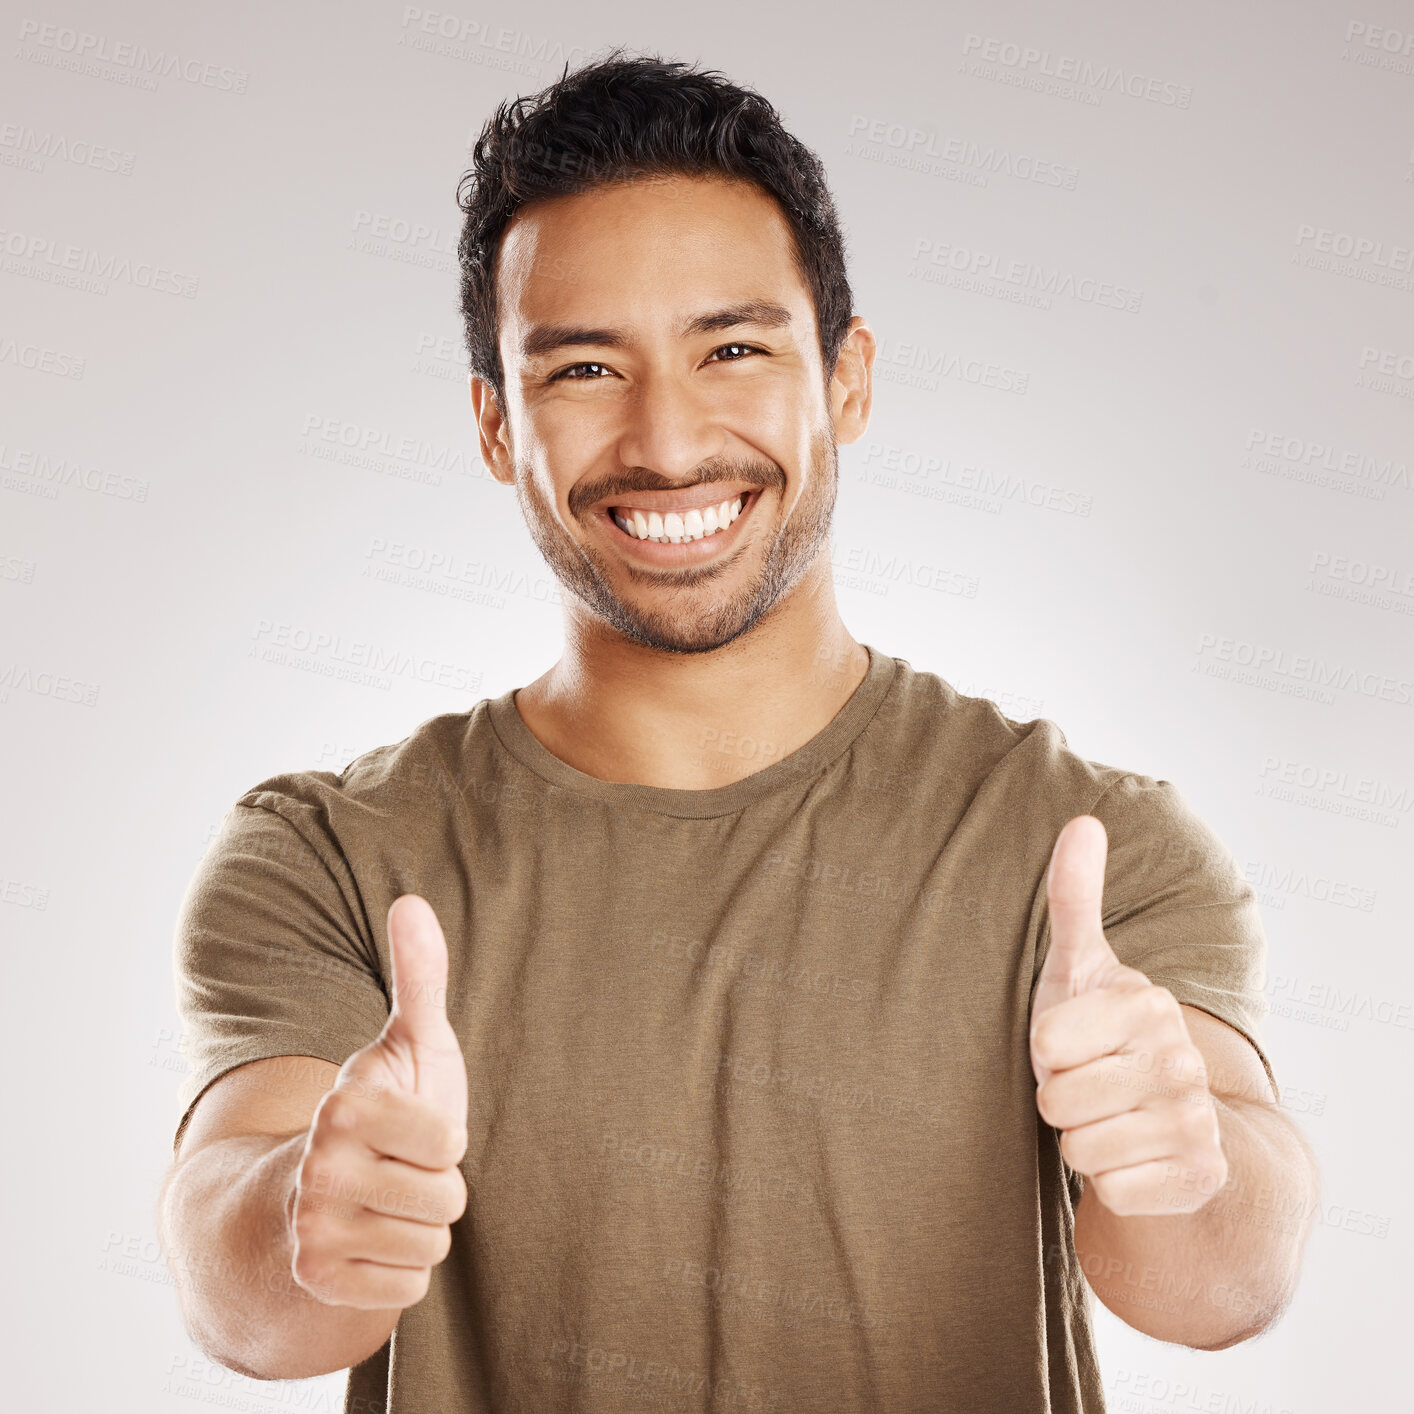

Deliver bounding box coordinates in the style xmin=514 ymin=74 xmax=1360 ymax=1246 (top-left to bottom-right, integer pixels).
xmin=513 ymin=426 xmax=839 ymax=656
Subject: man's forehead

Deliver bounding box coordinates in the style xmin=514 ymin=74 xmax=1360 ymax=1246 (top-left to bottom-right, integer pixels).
xmin=497 ymin=183 xmax=807 ymax=348
xmin=498 ymin=176 xmax=797 ymax=285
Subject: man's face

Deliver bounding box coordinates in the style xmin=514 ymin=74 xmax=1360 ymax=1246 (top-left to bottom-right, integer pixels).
xmin=473 ymin=173 xmax=870 ymax=655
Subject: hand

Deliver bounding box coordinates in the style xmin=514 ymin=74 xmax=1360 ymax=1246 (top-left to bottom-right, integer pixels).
xmin=1029 ymin=816 xmax=1228 ymax=1217
xmin=289 ymin=894 xmax=470 ymax=1309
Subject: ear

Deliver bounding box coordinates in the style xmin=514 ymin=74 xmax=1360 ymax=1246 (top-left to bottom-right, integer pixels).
xmin=829 ymin=316 xmax=875 ymax=446
xmin=470 ymin=373 xmax=515 ymax=486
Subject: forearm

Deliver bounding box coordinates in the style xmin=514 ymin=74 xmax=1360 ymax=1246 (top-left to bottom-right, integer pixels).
xmin=158 ymin=1132 xmax=400 ymax=1380
xmin=1073 ymin=1095 xmax=1318 ymax=1348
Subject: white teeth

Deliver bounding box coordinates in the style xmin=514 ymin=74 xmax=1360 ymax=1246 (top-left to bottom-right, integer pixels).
xmin=612 ymin=495 xmax=745 ymax=543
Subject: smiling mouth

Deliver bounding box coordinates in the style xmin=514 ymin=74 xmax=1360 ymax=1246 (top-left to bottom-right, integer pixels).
xmin=609 ymin=492 xmax=747 ymax=544
xmin=597 ymin=489 xmax=762 ymax=561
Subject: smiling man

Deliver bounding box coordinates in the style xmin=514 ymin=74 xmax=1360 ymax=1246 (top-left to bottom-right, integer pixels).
xmin=160 ymin=50 xmax=1319 ymax=1414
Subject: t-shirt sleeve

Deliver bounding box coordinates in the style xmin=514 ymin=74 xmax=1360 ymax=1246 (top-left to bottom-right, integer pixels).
xmin=1063 ymin=771 xmax=1279 ymax=1103
xmin=170 ymin=792 xmax=392 ymax=1157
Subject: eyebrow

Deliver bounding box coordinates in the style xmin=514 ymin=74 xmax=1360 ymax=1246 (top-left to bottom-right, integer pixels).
xmin=519 ymin=300 xmax=795 ymax=361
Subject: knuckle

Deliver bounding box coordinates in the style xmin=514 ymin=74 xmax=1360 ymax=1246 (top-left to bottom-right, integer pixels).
xmin=438 ymin=1121 xmax=469 ymax=1168
xmin=401 ymin=1266 xmax=432 ymax=1307
xmin=292 ymin=1205 xmax=330 ymax=1250
xmin=1095 ymin=1173 xmax=1133 ymax=1216
xmin=443 ymin=1173 xmax=469 ymax=1224
xmin=318 ymin=1089 xmax=359 ymax=1133
xmin=1140 ymin=985 xmax=1174 ymax=1020
xmin=431 ymin=1172 xmax=467 ymax=1225
xmin=1035 ymin=1081 xmax=1057 ymax=1127
xmin=1181 ymin=1100 xmax=1214 ymax=1138
xmin=432 ymin=1224 xmax=454 ymax=1265
xmin=291 ymin=1249 xmax=330 ymax=1293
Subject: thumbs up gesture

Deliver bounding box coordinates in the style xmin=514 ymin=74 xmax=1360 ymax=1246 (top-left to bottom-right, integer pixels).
xmin=289 ymin=895 xmax=470 ymax=1310
xmin=1029 ymin=816 xmax=1228 ymax=1217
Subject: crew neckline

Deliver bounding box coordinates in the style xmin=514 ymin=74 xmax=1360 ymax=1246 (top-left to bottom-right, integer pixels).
xmin=484 ymin=643 xmax=898 ymax=819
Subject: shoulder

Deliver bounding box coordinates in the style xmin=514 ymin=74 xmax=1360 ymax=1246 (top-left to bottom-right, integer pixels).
xmin=1086 ymin=770 xmax=1248 ymax=899
xmin=865 ymin=653 xmax=1140 ymax=812
xmin=235 ymin=706 xmax=486 ymax=818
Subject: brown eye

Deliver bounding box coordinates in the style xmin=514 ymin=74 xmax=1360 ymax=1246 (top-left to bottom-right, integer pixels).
xmin=710 ymin=343 xmax=760 ymax=362
xmin=550 ymin=362 xmax=610 ymax=382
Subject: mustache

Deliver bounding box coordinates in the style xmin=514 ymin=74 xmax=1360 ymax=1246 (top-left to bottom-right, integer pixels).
xmin=568 ymin=458 xmax=783 ymax=517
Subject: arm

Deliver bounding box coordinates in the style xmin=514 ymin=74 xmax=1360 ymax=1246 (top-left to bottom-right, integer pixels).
xmin=1071 ymin=1004 xmax=1320 ymax=1349
xmin=157 ymin=1055 xmax=402 ymax=1380
xmin=1030 ymin=813 xmax=1320 ymax=1351
xmin=159 ymin=896 xmax=470 ymax=1381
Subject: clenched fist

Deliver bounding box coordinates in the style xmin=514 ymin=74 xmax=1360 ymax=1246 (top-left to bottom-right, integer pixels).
xmin=288 ymin=894 xmax=469 ymax=1310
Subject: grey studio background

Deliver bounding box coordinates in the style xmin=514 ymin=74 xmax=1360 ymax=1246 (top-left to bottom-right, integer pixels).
xmin=2 ymin=0 xmax=1411 ymax=1409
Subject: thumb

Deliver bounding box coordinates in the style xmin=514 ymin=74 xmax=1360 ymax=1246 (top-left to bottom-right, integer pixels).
xmin=368 ymin=894 xmax=467 ymax=1118
xmin=1035 ymin=815 xmax=1117 ymax=1012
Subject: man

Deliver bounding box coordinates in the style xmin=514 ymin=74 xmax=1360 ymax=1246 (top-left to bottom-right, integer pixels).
xmin=159 ymin=50 xmax=1318 ymax=1413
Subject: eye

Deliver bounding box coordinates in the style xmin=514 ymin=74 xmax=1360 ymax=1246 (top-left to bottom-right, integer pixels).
xmin=549 ymin=361 xmax=612 ymax=383
xmin=706 ymin=343 xmax=764 ymax=364
xmin=546 ymin=343 xmax=766 ymax=383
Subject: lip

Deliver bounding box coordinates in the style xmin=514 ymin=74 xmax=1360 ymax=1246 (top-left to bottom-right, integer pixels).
xmin=595 ymin=489 xmax=763 ymax=565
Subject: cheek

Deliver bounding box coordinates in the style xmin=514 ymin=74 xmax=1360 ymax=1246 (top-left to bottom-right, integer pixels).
xmin=532 ymin=395 xmax=625 ymax=458
xmin=522 ymin=406 xmax=610 ymax=503
xmin=715 ymin=384 xmax=819 ymax=480
xmin=720 ymin=377 xmax=801 ymax=437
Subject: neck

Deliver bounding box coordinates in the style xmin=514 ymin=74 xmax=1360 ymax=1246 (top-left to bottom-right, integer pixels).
xmin=511 ymin=555 xmax=869 ymax=790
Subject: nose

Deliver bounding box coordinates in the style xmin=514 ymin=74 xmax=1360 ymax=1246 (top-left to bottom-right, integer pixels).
xmin=613 ymin=366 xmax=725 ymax=484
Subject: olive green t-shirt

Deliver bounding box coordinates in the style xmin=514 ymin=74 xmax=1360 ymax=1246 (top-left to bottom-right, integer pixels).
xmin=172 ymin=643 xmax=1276 ymax=1413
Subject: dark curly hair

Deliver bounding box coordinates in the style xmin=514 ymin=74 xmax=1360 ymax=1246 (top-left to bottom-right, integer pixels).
xmin=455 ymin=48 xmax=855 ymax=413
